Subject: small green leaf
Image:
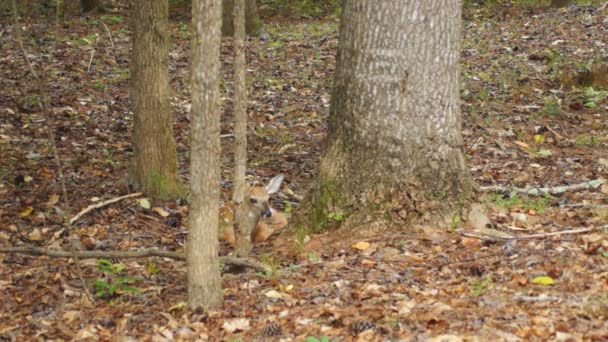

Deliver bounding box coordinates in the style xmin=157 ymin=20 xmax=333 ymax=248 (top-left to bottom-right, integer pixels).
xmin=117 ymin=276 xmax=140 ymax=285
xmin=531 ymin=276 xmax=555 ymax=285
xmin=584 ymin=101 xmax=596 ymax=108
xmin=146 ymin=263 xmax=159 ymax=275
xmin=112 ymin=263 xmax=126 ymax=274
xmin=120 ymin=285 xmax=141 ymax=295
xmin=537 ymin=149 xmax=552 ymax=157
xmin=138 ymin=198 xmax=151 ymax=209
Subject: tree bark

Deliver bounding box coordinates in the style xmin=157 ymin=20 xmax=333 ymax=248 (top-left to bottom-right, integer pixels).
xmin=222 ymin=0 xmax=261 ymax=36
xmin=188 ymin=0 xmax=223 ymax=308
xmin=297 ymin=0 xmax=475 ymax=231
xmin=232 ymin=0 xmax=251 ymax=256
xmin=130 ymin=0 xmax=182 ymax=198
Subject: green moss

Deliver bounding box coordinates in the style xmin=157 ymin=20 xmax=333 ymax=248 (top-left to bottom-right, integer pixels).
xmin=143 ymin=170 xmax=186 ymax=199
xmin=293 ymin=177 xmax=350 ymax=241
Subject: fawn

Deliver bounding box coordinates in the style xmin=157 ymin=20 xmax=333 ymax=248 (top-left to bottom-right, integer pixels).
xmin=218 ymin=174 xmax=287 ymax=246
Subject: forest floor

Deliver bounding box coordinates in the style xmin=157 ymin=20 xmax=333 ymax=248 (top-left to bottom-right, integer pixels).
xmin=1 ymin=2 xmax=608 ymax=341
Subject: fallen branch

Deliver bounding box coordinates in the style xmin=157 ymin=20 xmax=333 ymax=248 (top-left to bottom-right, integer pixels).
xmin=559 ymin=203 xmax=608 ymax=209
xmin=458 ymin=225 xmax=604 ymax=242
xmin=480 ymin=179 xmax=604 ymax=197
xmin=70 ymin=192 xmax=143 ymax=225
xmin=0 ymin=246 xmax=270 ymax=273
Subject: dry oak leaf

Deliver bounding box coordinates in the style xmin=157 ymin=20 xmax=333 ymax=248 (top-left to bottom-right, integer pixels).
xmin=352 ymin=241 xmax=370 ymax=250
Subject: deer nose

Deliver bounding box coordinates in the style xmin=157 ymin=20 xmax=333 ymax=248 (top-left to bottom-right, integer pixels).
xmin=262 ymin=208 xmax=272 ymax=218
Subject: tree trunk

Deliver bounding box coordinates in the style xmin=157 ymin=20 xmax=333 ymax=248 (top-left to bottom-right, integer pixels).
xmin=297 ymin=0 xmax=475 ymax=231
xmin=232 ymin=0 xmax=251 ymax=256
xmin=80 ymin=0 xmax=104 ymax=13
xmin=188 ymin=0 xmax=223 ymax=308
xmin=130 ymin=0 xmax=182 ymax=198
xmin=222 ymin=0 xmax=261 ymax=36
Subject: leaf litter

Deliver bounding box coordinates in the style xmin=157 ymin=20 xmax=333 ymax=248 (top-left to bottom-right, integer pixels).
xmin=0 ymin=2 xmax=608 ymax=340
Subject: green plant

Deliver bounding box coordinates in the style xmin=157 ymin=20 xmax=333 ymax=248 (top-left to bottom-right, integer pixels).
xmin=306 ymin=337 xmax=330 ymax=342
xmin=574 ymin=134 xmax=601 ymax=147
xmin=259 ymin=254 xmax=281 ymax=277
xmin=582 ymin=87 xmax=607 ymax=108
xmin=326 ymin=212 xmax=344 ymax=222
xmin=450 ymin=215 xmax=461 ymax=231
xmin=488 ymin=192 xmax=552 ymax=214
xmin=284 ymin=201 xmax=293 ymax=214
xmin=92 ymin=259 xmax=141 ymax=299
xmin=307 ymin=252 xmax=319 ymax=263
xmin=540 ymin=97 xmax=562 ymax=116
xmin=470 ymin=277 xmax=492 ymax=297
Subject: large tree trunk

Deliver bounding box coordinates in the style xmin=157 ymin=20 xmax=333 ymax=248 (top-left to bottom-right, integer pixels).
xmin=297 ymin=0 xmax=475 ymax=231
xmin=188 ymin=0 xmax=223 ymax=308
xmin=130 ymin=0 xmax=182 ymax=198
xmin=222 ymin=0 xmax=261 ymax=36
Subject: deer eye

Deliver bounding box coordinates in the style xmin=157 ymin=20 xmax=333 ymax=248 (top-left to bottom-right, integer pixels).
xmin=249 ymin=198 xmax=258 ymax=204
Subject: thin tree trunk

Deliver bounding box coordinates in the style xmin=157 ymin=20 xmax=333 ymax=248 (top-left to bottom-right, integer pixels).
xmin=188 ymin=0 xmax=223 ymax=308
xmin=296 ymin=0 xmax=475 ymax=231
xmin=222 ymin=0 xmax=261 ymax=36
xmin=232 ymin=0 xmax=251 ymax=256
xmin=130 ymin=0 xmax=182 ymax=198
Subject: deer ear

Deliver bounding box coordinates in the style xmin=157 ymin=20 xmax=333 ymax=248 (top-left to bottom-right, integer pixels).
xmin=265 ymin=174 xmax=284 ymax=194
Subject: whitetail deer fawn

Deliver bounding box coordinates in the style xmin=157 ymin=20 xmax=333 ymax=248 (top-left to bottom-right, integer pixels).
xmin=218 ymin=174 xmax=287 ymax=246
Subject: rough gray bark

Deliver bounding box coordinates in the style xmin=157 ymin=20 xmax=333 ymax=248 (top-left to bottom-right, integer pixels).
xmin=130 ymin=0 xmax=181 ymax=198
xmin=188 ymin=0 xmax=223 ymax=308
xmin=297 ymin=0 xmax=475 ymax=231
xmin=222 ymin=0 xmax=261 ymax=36
xmin=232 ymin=0 xmax=251 ymax=256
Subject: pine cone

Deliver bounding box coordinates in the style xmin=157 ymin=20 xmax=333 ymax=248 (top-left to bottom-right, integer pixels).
xmin=349 ymin=320 xmax=377 ymax=335
xmin=260 ymin=322 xmax=282 ymax=337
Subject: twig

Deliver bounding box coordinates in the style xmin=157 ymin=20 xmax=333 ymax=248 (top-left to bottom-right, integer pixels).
xmin=513 ymin=294 xmax=561 ymax=302
xmin=87 ymin=48 xmax=95 ymax=73
xmin=70 ymin=192 xmax=143 ymax=225
xmin=560 ymin=203 xmax=608 ymax=209
xmin=0 ymin=246 xmax=270 ymax=273
xmin=480 ymin=179 xmax=604 ymax=196
xmin=458 ymin=226 xmax=604 ymax=242
xmin=101 ymin=22 xmax=114 ymax=48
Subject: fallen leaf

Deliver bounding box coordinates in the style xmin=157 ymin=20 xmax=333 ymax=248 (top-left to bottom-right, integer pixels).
xmin=531 ymin=276 xmax=555 ymax=285
xmin=537 ymin=149 xmax=552 ymax=157
xmin=264 ymin=289 xmax=283 ymax=299
xmin=461 ymin=237 xmax=482 ymax=247
xmin=152 ymin=207 xmax=169 ymax=217
xmin=468 ymin=203 xmax=490 ymax=230
xmin=352 ymin=241 xmax=370 ymax=250
xmin=20 ymin=206 xmax=34 ymax=217
xmin=168 ymin=301 xmax=188 ymax=312
xmin=222 ymin=318 xmax=250 ymax=333
xmin=28 ymin=228 xmax=42 ymax=241
xmin=46 ymin=194 xmax=60 ymax=206
xmin=514 ymin=141 xmax=530 ymax=148
xmin=138 ymin=198 xmax=151 ymax=209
